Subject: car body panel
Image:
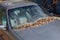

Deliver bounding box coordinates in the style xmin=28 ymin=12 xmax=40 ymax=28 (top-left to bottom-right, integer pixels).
xmin=0 ymin=1 xmax=37 ymax=10
xmin=13 ymin=19 xmax=60 ymax=40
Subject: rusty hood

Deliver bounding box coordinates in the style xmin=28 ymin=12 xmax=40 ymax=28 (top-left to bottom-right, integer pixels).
xmin=13 ymin=17 xmax=60 ymax=40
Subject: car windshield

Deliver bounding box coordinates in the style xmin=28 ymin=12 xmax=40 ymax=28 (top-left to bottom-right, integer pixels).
xmin=8 ymin=5 xmax=48 ymax=28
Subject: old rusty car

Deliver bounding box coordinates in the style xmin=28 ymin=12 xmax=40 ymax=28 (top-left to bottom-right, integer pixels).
xmin=0 ymin=1 xmax=60 ymax=40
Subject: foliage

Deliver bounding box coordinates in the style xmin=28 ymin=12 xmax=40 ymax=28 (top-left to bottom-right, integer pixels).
xmin=0 ymin=8 xmax=4 ymax=19
xmin=0 ymin=8 xmax=4 ymax=24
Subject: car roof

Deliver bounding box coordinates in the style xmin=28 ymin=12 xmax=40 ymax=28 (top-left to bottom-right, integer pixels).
xmin=0 ymin=1 xmax=38 ymax=10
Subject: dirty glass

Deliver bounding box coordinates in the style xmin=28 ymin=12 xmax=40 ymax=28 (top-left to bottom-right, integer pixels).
xmin=8 ymin=5 xmax=48 ymax=28
xmin=0 ymin=8 xmax=6 ymax=26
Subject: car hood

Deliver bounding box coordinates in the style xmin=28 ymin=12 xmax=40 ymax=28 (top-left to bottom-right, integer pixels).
xmin=13 ymin=19 xmax=60 ymax=40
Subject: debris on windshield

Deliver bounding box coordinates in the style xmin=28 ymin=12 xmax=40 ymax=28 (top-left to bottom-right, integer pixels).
xmin=13 ymin=16 xmax=60 ymax=31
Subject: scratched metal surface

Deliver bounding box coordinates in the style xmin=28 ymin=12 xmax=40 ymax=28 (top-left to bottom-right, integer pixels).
xmin=14 ymin=19 xmax=60 ymax=40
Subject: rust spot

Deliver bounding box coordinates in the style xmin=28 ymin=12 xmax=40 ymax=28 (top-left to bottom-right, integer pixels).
xmin=14 ymin=16 xmax=58 ymax=31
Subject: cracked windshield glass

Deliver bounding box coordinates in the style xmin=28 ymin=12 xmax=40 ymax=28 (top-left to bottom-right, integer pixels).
xmin=8 ymin=5 xmax=48 ymax=28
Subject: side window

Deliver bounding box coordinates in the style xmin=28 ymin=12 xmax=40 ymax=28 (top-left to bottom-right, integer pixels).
xmin=0 ymin=7 xmax=6 ymax=26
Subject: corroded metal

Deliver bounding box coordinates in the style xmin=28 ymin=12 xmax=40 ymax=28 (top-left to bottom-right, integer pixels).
xmin=14 ymin=16 xmax=60 ymax=31
xmin=0 ymin=29 xmax=10 ymax=40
